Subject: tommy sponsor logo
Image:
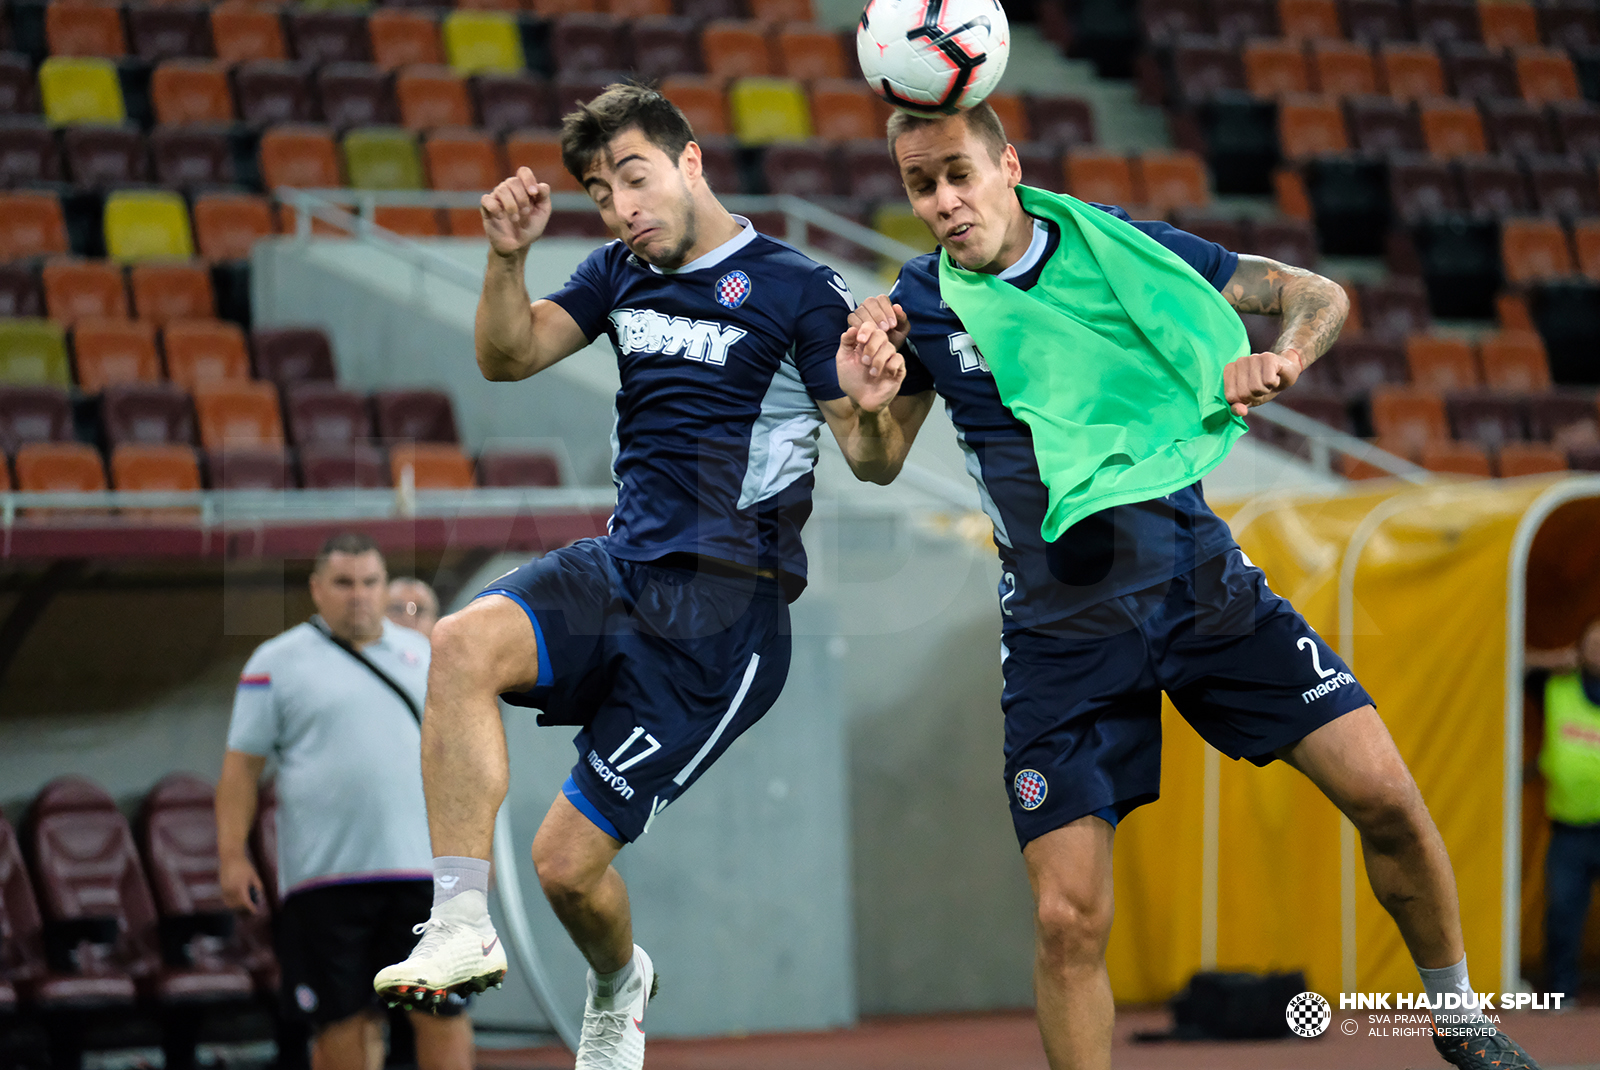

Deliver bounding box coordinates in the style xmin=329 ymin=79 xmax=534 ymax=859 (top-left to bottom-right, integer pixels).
xmin=610 ymin=308 xmax=747 ymax=366
xmin=948 ymin=331 xmax=990 ymax=374
xmin=587 ymin=750 xmax=636 ymax=801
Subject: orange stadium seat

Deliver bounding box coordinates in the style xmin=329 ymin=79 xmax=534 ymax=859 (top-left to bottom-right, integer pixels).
xmin=1515 ymin=47 xmax=1580 ymax=103
xmin=193 ymin=194 xmax=277 ymax=261
xmin=749 ymin=0 xmax=813 ymax=21
xmin=445 ymin=208 xmax=486 ymax=237
xmin=193 ymin=381 xmax=284 ymax=452
xmin=396 ymin=66 xmax=474 ymax=130
xmin=42 ymin=259 xmax=128 ymax=325
xmin=151 ymin=61 xmax=236 ymax=125
xmin=390 ymin=443 xmax=475 ymax=489
xmin=211 ymin=2 xmax=288 ymax=63
xmin=505 ymin=130 xmax=580 ymax=191
xmin=372 ymin=206 xmax=443 ymax=236
xmin=72 ymin=318 xmax=161 ymax=392
xmin=369 ymin=10 xmax=444 ymax=70
xmin=1310 ymin=40 xmax=1379 ymax=96
xmin=1572 ymin=218 xmax=1600 ymax=280
xmin=1419 ymin=97 xmax=1486 ymax=156
xmin=777 ymin=26 xmax=846 ymax=82
xmin=1279 ymin=0 xmax=1342 ymax=40
xmin=111 ymin=443 xmax=201 ymax=492
xmin=1278 ymin=94 xmax=1349 ymax=157
xmin=259 ymin=126 xmax=341 ymax=189
xmin=1496 ymin=442 xmax=1567 ymax=477
xmin=1479 ymin=2 xmax=1540 ymax=49
xmin=1370 ymin=387 xmax=1450 ymax=458
xmin=129 ymin=264 xmax=215 ymax=325
xmin=0 ymin=194 xmax=69 ymax=261
xmin=985 ymin=93 xmax=1030 ymax=143
xmin=1065 ymin=151 xmax=1136 ymax=206
xmin=425 ymin=129 xmax=504 ymax=191
xmin=1419 ymin=440 xmax=1491 ymax=477
xmin=1134 ymin=151 xmax=1209 ymax=212
xmin=810 ymin=80 xmax=884 ymax=140
xmin=1501 ymin=218 xmax=1575 ymax=283
xmin=162 ymin=320 xmax=252 ymax=390
xmin=1405 ymin=335 xmax=1479 ymax=390
xmin=1478 ymin=331 xmax=1551 ymax=390
xmin=660 ymin=77 xmax=729 ymax=137
xmin=702 ymin=22 xmax=774 ymax=81
xmin=15 ymin=442 xmax=106 ymax=492
xmin=0 ymin=457 xmax=9 ymax=491
xmin=1243 ymin=39 xmax=1311 ymax=96
xmin=46 ymin=4 xmax=127 ymax=58
xmin=1380 ymin=43 xmax=1446 ymax=99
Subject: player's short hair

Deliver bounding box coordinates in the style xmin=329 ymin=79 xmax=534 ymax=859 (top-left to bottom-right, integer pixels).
xmin=560 ymin=82 xmax=696 ymax=184
xmin=886 ymin=103 xmax=1007 ymax=168
xmin=315 ymin=532 xmax=383 ymax=572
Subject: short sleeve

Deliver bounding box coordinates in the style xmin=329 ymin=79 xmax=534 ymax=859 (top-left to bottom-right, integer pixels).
xmin=226 ymin=647 xmax=280 ymax=758
xmin=899 ymin=341 xmax=936 ymax=396
xmin=792 ymin=267 xmax=852 ymax=402
xmin=544 ymin=244 xmax=617 ymax=342
xmin=1128 ymin=218 xmax=1238 ymax=291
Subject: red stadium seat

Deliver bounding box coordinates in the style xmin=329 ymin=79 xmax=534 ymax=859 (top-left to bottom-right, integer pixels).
xmin=477 ymin=449 xmax=562 ymax=486
xmin=0 ymin=385 xmax=72 ymax=454
xmin=102 ymin=384 xmax=196 ymax=447
xmin=299 ymin=443 xmax=389 ymax=489
xmin=374 ymin=389 xmax=459 ymax=443
xmin=250 ymin=327 xmax=336 ymax=383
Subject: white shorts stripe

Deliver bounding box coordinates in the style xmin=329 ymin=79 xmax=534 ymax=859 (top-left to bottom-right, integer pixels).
xmin=671 ymin=652 xmax=761 ymax=786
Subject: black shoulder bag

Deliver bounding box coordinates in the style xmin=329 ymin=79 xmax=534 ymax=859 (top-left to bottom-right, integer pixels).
xmin=308 ymin=617 xmax=423 ymax=726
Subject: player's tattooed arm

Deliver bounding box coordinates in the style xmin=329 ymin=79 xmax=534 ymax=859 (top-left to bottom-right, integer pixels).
xmin=1221 ymin=254 xmax=1350 ymax=367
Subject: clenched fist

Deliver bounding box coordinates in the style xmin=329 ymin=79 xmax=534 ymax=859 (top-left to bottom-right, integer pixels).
xmin=481 ymin=166 xmax=553 ymax=257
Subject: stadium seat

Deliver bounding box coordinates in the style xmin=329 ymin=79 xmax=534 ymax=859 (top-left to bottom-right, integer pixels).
xmin=0 ymin=385 xmax=72 ymax=453
xmin=1309 ymin=39 xmax=1378 ymax=96
xmin=343 ymin=127 xmax=424 ymax=189
xmin=477 ymin=448 xmax=562 ymax=486
xmin=750 ymin=0 xmax=812 ymax=19
xmin=1171 ymin=38 xmax=1246 ymax=101
xmin=259 ymin=125 xmax=340 ymax=188
xmin=728 ymin=78 xmax=811 ymax=145
xmin=1480 ymin=2 xmax=1540 ymax=49
xmin=1359 ymin=276 xmax=1429 ymax=337
xmin=1214 ymin=0 xmax=1280 ymax=41
xmin=61 ymin=126 xmax=149 ymax=189
xmin=0 ymin=265 xmax=43 ymax=318
xmin=374 ymin=388 xmax=458 ymax=443
xmin=610 ymin=0 xmax=675 ymax=16
xmin=282 ymin=383 xmax=372 ymax=447
xmin=1526 ymin=156 xmax=1597 ymax=217
xmin=423 ymin=129 xmax=501 ymax=191
xmin=298 ymin=442 xmax=387 ymax=488
xmin=42 ymin=259 xmax=128 ymax=325
xmin=661 ymin=76 xmax=729 ymax=137
xmin=1481 ymin=98 xmax=1553 ymax=155
xmin=550 ymin=14 xmax=626 ymax=76
xmin=45 ymin=4 xmax=127 ymax=58
xmin=0 ymin=193 xmax=67 ymax=260
xmin=530 ymin=0 xmax=599 ymax=15
xmin=0 ymin=54 xmax=39 ymax=117
xmin=553 ymin=71 xmax=625 ymax=122
xmin=1243 ymin=38 xmax=1310 ymax=96
xmin=129 ymin=263 xmax=214 ymax=325
xmin=1066 ymin=150 xmax=1136 ymax=205
xmin=1370 ymin=386 xmax=1450 ymax=457
xmin=72 ymin=318 xmax=161 ymax=391
xmin=696 ymin=135 xmax=741 ymax=194
xmin=472 ymin=74 xmax=555 ymax=134
xmin=149 ymin=127 xmax=234 ymax=189
xmin=0 ymin=319 xmax=70 ymax=386
xmin=1541 ymin=2 xmax=1600 ymax=51
xmin=1528 ymin=390 xmax=1600 ymax=445
xmin=1444 ymin=44 xmax=1519 ymax=100
xmin=235 ymin=61 xmax=317 ymax=126
xmin=442 ymin=11 xmax=525 ymax=74
xmin=251 ymin=327 xmax=335 ymax=383
xmin=1496 ymin=442 xmax=1566 ymax=476
xmin=809 ymin=80 xmax=882 ymax=141
xmin=1378 ymin=44 xmax=1447 ymax=100
xmin=1405 ymin=334 xmax=1479 ymax=390
xmin=985 ymin=94 xmax=1029 ymax=143
xmin=103 ymin=191 xmax=196 ymax=261
xmin=680 ymin=0 xmax=745 ymax=19
xmin=1342 ymin=0 xmax=1409 ymax=43
xmin=390 ymin=442 xmax=474 ymax=488
xmin=162 ymin=319 xmax=250 ymax=391
xmin=1328 ymin=336 xmax=1408 ymax=389
xmin=193 ymin=381 xmax=283 ymax=451
xmin=1573 ymin=218 xmax=1600 ymax=279
xmin=317 ymin=63 xmax=398 ymax=131
xmin=211 ymin=2 xmax=288 ymax=63
xmin=1135 ymin=151 xmax=1209 ymax=212
xmin=14 ymin=442 xmax=105 ymax=491
xmin=1348 ymin=94 xmax=1424 ymax=151
xmin=1026 ymin=95 xmax=1096 ymax=148
xmin=840 ymin=139 xmax=904 ymax=200
xmin=1277 ymin=0 xmax=1340 ymax=39
xmin=777 ymin=25 xmax=845 ymax=82
xmin=150 ymin=61 xmax=236 ymax=126
xmin=38 ymin=57 xmax=126 ymax=124
xmin=1247 ymin=218 xmax=1318 ymax=266
xmin=703 ymin=21 xmax=774 ymax=81
xmin=1412 ymin=0 xmax=1481 ymax=46
xmin=1418 ymin=97 xmax=1485 ymax=156
xmin=369 ymin=10 xmax=444 ymax=70
xmin=193 ymin=194 xmax=275 ymax=261
xmin=1551 ymin=101 xmax=1600 ymax=157
xmin=762 ymin=141 xmax=838 ymax=198
xmin=206 ymin=447 xmax=290 ymax=490
xmin=128 ymin=6 xmax=212 ymax=64
xmin=1389 ymin=154 xmax=1461 ymax=220
xmin=1501 ymin=217 xmax=1575 ymax=282
xmin=102 ymin=383 xmax=195 ymax=448
xmin=1459 ymin=156 xmax=1529 ymax=215
xmin=111 ymin=442 xmax=201 ymax=493
xmin=1142 ymin=0 xmax=1213 ymax=42
xmin=1277 ymin=94 xmax=1349 ymax=157
xmin=1418 ymin=439 xmax=1491 ymax=476
xmin=1447 ymin=392 xmax=1527 ymax=447
xmin=1477 ymin=331 xmax=1551 ymax=390
xmin=1516 ymin=46 xmax=1579 ymax=103
xmin=625 ymin=12 xmax=699 ymax=79
xmin=372 ymin=205 xmax=441 ymax=236
xmin=396 ymin=66 xmax=473 ymax=130
xmin=505 ymin=130 xmax=579 ymax=191
xmin=288 ymin=10 xmax=370 ymax=65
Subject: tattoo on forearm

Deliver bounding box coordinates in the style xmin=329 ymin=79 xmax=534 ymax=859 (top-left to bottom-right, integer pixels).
xmin=1224 ymin=255 xmax=1348 ymax=365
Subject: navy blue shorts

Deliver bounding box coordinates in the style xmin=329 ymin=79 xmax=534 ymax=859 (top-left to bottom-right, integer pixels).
xmin=478 ymin=538 xmax=791 ymax=843
xmin=1001 ymin=548 xmax=1373 ymax=849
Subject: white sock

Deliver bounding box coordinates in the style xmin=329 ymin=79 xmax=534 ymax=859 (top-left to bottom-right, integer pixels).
xmin=590 ymin=953 xmax=637 ymax=1005
xmin=1417 ymin=956 xmax=1495 ymax=1034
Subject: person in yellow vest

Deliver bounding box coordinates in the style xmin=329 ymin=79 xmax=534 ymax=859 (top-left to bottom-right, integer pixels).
xmin=1530 ymin=615 xmax=1600 ymax=1006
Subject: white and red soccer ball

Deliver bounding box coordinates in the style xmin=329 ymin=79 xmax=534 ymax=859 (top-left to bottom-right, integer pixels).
xmin=856 ymin=0 xmax=1011 ymax=118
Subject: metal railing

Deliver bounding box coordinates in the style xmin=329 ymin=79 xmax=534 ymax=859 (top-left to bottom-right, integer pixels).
xmin=1248 ymin=402 xmax=1431 ymax=483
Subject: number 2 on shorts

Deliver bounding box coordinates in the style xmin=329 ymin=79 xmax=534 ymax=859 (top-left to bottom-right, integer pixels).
xmin=1297 ymin=635 xmax=1336 ymax=680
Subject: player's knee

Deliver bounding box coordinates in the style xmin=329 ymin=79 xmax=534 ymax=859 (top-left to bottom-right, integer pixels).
xmin=1033 ymin=885 xmax=1113 ymax=969
xmin=1345 ymin=773 xmax=1427 ymax=853
xmin=530 ymin=842 xmax=601 ymax=908
xmin=429 ymin=599 xmax=535 ymax=695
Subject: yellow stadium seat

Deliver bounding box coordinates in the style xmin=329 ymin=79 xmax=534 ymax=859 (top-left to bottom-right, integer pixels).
xmin=871 ymin=203 xmax=934 ymax=280
xmin=343 ymin=127 xmax=425 ymax=190
xmin=103 ymin=190 xmax=196 ymax=261
xmin=38 ymin=57 xmax=126 ymax=125
xmin=441 ymin=11 xmax=525 ymax=74
xmin=727 ymin=77 xmax=811 ymax=146
xmin=0 ymin=318 xmax=71 ymax=386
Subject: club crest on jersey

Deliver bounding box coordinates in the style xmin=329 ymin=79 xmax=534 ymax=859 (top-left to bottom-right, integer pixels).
xmin=715 ymin=270 xmax=751 ymax=309
xmin=610 ymin=308 xmax=747 ymax=367
xmin=1014 ymin=769 xmax=1048 ymax=810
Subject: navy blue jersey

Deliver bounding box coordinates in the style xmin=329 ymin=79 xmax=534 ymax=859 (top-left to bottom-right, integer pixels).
xmin=548 ymin=219 xmax=851 ymax=597
xmin=894 ymin=203 xmax=1244 ymax=630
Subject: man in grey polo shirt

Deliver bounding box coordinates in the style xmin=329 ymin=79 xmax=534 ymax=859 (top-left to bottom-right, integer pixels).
xmin=216 ymin=534 xmax=474 ymax=1070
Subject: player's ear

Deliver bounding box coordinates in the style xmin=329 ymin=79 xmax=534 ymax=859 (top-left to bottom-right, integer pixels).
xmin=680 ymin=140 xmax=704 ymax=184
xmin=1002 ymin=143 xmax=1021 ymax=188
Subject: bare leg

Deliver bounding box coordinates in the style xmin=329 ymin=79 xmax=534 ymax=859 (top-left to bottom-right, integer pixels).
xmin=311 ymin=1011 xmax=383 ymax=1070
xmin=1023 ymin=814 xmax=1117 ymax=1070
xmin=422 ymin=597 xmax=541 ymax=860
xmin=409 ymin=1011 xmax=474 ymax=1070
xmin=1278 ymin=704 xmax=1465 ymax=968
xmin=530 ymin=793 xmax=632 ymax=974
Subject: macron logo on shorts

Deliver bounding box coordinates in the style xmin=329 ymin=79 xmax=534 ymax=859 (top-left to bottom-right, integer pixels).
xmin=587 ymin=750 xmax=637 ymax=801
xmin=1302 ymin=672 xmax=1355 ymax=704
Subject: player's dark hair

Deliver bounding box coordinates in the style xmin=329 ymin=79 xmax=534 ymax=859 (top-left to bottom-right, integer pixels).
xmin=315 ymin=532 xmax=383 ymax=571
xmin=886 ymin=103 xmax=1007 ymax=168
xmin=560 ymin=82 xmax=696 ymax=184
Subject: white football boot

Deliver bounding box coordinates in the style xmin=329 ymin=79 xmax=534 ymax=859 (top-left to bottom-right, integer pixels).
xmin=574 ymin=945 xmax=657 ymax=1070
xmin=373 ymin=889 xmax=507 ymax=1009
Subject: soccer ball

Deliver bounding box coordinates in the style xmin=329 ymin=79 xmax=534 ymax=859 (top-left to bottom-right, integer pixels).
xmin=857 ymin=0 xmax=1010 ymax=118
